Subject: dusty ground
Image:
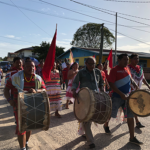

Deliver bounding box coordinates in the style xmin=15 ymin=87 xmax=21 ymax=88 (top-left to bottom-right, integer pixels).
xmin=0 ymin=77 xmax=150 ymax=150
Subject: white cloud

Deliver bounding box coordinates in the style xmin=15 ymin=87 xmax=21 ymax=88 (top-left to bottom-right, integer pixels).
xmin=0 ymin=42 xmax=35 ymax=57
xmin=5 ymin=35 xmax=15 ymax=38
xmin=29 ymin=33 xmax=41 ymax=37
xmin=63 ymin=39 xmax=72 ymax=42
xmin=117 ymin=36 xmax=125 ymax=39
xmin=62 ymin=12 xmax=65 ymax=15
xmin=118 ymin=42 xmax=150 ymax=52
xmin=54 ymin=11 xmax=59 ymax=15
xmin=61 ymin=33 xmax=66 ymax=35
xmin=41 ymin=8 xmax=51 ymax=12
xmin=42 ymin=37 xmax=71 ymax=50
xmin=5 ymin=35 xmax=21 ymax=39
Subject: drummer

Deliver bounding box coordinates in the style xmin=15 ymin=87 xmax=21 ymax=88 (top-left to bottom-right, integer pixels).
xmin=4 ymin=60 xmax=46 ymax=150
xmin=128 ymin=53 xmax=150 ymax=128
xmin=103 ymin=53 xmax=143 ymax=145
xmin=72 ymin=57 xmax=104 ymax=149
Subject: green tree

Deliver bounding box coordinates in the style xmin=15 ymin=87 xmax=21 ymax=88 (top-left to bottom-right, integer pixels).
xmin=3 ymin=57 xmax=8 ymax=61
xmin=71 ymin=23 xmax=115 ymax=48
xmin=32 ymin=41 xmax=65 ymax=60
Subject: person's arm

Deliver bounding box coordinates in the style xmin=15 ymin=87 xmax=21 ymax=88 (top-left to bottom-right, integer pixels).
xmin=71 ymin=71 xmax=80 ymax=98
xmin=109 ymin=82 xmax=128 ymax=100
xmin=29 ymin=78 xmax=47 ymax=93
xmin=143 ymin=78 xmax=150 ymax=89
xmin=1 ymin=69 xmax=3 ymax=77
xmin=130 ymin=77 xmax=139 ymax=90
xmin=67 ymin=69 xmax=78 ymax=80
xmin=105 ymin=78 xmax=110 ymax=89
xmin=4 ymin=79 xmax=15 ymax=107
xmin=98 ymin=70 xmax=104 ymax=92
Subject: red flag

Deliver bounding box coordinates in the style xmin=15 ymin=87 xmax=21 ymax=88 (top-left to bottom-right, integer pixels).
xmin=42 ymin=27 xmax=57 ymax=81
xmin=107 ymin=49 xmax=113 ymax=75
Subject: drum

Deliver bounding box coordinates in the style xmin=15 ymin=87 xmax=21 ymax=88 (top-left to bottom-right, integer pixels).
xmin=128 ymin=89 xmax=150 ymax=117
xmin=74 ymin=87 xmax=112 ymax=124
xmin=18 ymin=90 xmax=50 ymax=133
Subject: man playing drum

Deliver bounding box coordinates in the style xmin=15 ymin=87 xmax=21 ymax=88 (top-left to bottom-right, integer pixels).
xmin=103 ymin=54 xmax=143 ymax=145
xmin=128 ymin=53 xmax=150 ymax=128
xmin=4 ymin=60 xmax=46 ymax=150
xmin=72 ymin=57 xmax=104 ymax=149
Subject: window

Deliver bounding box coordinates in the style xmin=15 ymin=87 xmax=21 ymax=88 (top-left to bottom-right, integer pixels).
xmin=75 ymin=59 xmax=79 ymax=64
xmin=139 ymin=60 xmax=147 ymax=67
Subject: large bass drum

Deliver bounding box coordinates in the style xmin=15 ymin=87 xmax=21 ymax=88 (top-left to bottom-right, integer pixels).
xmin=74 ymin=87 xmax=112 ymax=124
xmin=128 ymin=89 xmax=150 ymax=117
xmin=18 ymin=90 xmax=50 ymax=133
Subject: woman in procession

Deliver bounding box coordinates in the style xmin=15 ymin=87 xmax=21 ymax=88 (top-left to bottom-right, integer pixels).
xmin=45 ymin=62 xmax=62 ymax=118
xmin=64 ymin=62 xmax=79 ymax=109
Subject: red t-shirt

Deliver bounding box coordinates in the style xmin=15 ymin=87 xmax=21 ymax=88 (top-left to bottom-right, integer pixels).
xmin=108 ymin=65 xmax=131 ymax=97
xmin=62 ymin=67 xmax=69 ymax=81
xmin=6 ymin=74 xmax=46 ymax=108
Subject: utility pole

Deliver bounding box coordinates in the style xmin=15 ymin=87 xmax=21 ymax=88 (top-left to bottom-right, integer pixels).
xmin=114 ymin=12 xmax=117 ymax=66
xmin=99 ymin=23 xmax=104 ymax=63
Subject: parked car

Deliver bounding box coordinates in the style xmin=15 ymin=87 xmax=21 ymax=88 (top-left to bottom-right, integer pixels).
xmin=0 ymin=61 xmax=10 ymax=72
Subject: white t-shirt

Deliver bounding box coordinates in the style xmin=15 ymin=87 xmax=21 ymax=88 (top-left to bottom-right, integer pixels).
xmin=62 ymin=62 xmax=67 ymax=69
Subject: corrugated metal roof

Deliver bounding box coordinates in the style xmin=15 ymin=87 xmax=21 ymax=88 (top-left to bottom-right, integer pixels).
xmin=14 ymin=47 xmax=33 ymax=53
xmin=58 ymin=47 xmax=150 ymax=58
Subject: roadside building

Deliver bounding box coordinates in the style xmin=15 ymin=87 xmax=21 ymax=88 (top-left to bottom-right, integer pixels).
xmin=58 ymin=47 xmax=150 ymax=80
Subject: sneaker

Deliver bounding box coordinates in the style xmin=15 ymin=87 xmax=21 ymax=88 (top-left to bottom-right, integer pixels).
xmin=129 ymin=136 xmax=143 ymax=145
xmin=89 ymin=143 xmax=95 ymax=149
xmin=26 ymin=144 xmax=29 ymax=150
xmin=103 ymin=125 xmax=111 ymax=134
xmin=136 ymin=122 xmax=145 ymax=129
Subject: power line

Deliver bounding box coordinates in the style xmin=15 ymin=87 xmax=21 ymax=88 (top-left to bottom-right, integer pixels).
xmin=1 ymin=1 xmax=150 ymax=34
xmin=1 ymin=1 xmax=150 ymax=46
xmin=72 ymin=0 xmax=150 ymax=21
xmin=38 ymin=0 xmax=150 ymax=34
xmin=38 ymin=0 xmax=115 ymax=24
xmin=0 ymin=35 xmax=39 ymax=45
xmin=0 ymin=1 xmax=112 ymax=25
xmin=71 ymin=0 xmax=150 ymax=27
xmin=106 ymin=27 xmax=150 ymax=46
xmin=104 ymin=0 xmax=150 ymax=3
xmin=10 ymin=0 xmax=52 ymax=37
xmin=2 ymin=0 xmax=150 ymax=34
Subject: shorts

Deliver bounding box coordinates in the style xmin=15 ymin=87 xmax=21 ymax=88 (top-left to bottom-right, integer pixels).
xmin=14 ymin=111 xmax=26 ymax=136
xmin=111 ymin=96 xmax=134 ymax=118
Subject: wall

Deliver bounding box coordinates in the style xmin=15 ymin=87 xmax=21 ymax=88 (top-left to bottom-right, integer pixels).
xmin=7 ymin=57 xmax=13 ymax=62
xmin=96 ymin=55 xmax=108 ymax=64
xmin=74 ymin=56 xmax=95 ymax=66
xmin=140 ymin=58 xmax=150 ymax=67
xmin=24 ymin=50 xmax=32 ymax=57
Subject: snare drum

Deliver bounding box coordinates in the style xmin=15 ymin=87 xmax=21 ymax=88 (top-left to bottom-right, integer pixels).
xmin=18 ymin=90 xmax=50 ymax=133
xmin=128 ymin=89 xmax=150 ymax=117
xmin=74 ymin=87 xmax=112 ymax=124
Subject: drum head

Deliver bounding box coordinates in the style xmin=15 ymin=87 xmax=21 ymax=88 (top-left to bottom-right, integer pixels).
xmin=128 ymin=90 xmax=150 ymax=117
xmin=74 ymin=88 xmax=91 ymax=122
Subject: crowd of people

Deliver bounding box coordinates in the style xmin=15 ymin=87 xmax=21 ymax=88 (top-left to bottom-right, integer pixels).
xmin=2 ymin=53 xmax=150 ymax=150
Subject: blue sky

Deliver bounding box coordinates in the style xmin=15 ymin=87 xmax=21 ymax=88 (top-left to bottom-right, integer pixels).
xmin=0 ymin=0 xmax=150 ymax=58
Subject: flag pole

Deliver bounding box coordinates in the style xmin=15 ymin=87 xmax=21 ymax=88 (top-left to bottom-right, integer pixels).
xmin=115 ymin=13 xmax=117 ymax=66
xmin=99 ymin=23 xmax=104 ymax=63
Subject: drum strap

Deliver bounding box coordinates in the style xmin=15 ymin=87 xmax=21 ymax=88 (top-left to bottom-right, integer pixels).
xmin=12 ymin=70 xmax=42 ymax=92
xmin=93 ymin=69 xmax=99 ymax=92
